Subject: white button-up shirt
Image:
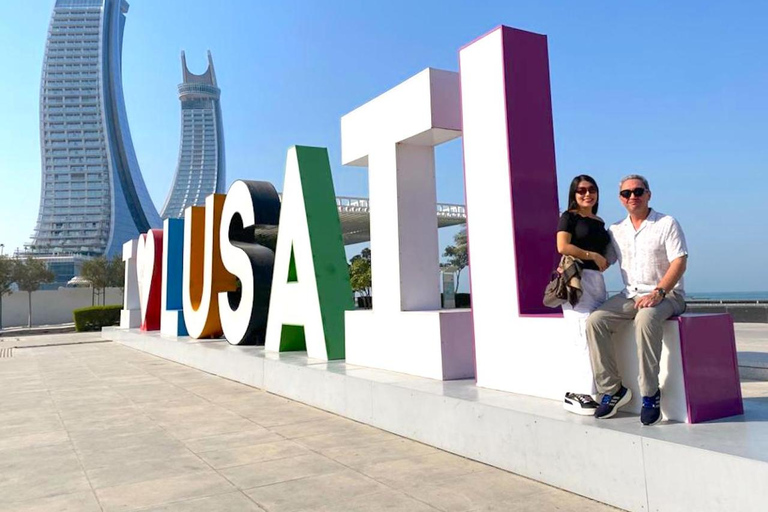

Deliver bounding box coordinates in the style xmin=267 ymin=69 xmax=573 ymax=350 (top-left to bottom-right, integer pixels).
xmin=609 ymin=209 xmax=688 ymax=298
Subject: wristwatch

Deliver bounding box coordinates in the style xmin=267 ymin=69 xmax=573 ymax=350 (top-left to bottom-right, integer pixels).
xmin=654 ymin=287 xmax=667 ymax=299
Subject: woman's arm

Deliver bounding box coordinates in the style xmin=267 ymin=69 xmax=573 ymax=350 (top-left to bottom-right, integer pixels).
xmin=557 ymin=231 xmax=592 ymax=260
xmin=557 ymin=232 xmax=608 ymax=271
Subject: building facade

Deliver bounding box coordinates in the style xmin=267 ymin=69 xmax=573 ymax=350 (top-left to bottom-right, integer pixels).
xmin=30 ymin=0 xmax=160 ymax=260
xmin=160 ymin=51 xmax=226 ymax=219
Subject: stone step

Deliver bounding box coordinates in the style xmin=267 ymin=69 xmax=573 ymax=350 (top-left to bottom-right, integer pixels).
xmin=103 ymin=327 xmax=768 ymax=512
xmin=739 ymin=361 xmax=768 ymax=381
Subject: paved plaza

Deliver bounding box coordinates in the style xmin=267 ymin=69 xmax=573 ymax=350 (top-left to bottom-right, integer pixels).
xmin=734 ymin=323 xmax=768 ymax=379
xmin=0 ymin=335 xmax=619 ymax=512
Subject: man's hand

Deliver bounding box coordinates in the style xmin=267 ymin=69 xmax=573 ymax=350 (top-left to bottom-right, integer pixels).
xmin=634 ymin=291 xmax=663 ymax=309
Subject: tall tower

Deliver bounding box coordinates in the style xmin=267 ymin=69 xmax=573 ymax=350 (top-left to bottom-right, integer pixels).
xmin=31 ymin=0 xmax=160 ymax=258
xmin=160 ymin=51 xmax=226 ymax=219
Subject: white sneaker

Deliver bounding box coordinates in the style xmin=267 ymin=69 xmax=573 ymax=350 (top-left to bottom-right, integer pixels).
xmin=563 ymin=392 xmax=599 ymax=416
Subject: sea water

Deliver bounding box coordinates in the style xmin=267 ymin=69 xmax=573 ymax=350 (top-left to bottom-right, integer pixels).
xmin=687 ymin=291 xmax=768 ymax=301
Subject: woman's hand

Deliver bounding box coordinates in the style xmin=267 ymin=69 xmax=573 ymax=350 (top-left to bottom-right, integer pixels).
xmin=592 ymin=253 xmax=609 ymax=272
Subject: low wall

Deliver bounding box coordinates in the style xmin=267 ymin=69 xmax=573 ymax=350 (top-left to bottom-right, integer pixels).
xmin=3 ymin=291 xmax=764 ymax=328
xmin=0 ymin=287 xmax=123 ymax=328
xmin=364 ymin=295 xmax=768 ymax=323
xmin=686 ymin=302 xmax=768 ymax=323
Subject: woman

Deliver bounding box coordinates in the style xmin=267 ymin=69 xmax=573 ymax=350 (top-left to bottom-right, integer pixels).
xmin=557 ymin=175 xmax=612 ymax=416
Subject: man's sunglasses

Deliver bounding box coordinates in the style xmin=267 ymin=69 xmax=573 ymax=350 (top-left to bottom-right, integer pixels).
xmin=619 ymin=187 xmax=646 ymax=199
xmin=575 ymin=186 xmax=597 ymax=196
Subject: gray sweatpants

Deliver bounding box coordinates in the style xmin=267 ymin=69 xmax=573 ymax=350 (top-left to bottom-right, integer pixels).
xmin=585 ymin=292 xmax=686 ymax=397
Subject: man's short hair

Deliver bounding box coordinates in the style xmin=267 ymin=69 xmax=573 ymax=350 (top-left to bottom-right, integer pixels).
xmin=620 ymin=174 xmax=650 ymax=190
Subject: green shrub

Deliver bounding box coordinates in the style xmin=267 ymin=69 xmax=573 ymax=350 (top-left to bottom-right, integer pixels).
xmin=73 ymin=304 xmax=122 ymax=332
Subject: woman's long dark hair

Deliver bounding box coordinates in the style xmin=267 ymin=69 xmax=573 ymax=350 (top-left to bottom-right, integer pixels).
xmin=567 ymin=174 xmax=599 ymax=214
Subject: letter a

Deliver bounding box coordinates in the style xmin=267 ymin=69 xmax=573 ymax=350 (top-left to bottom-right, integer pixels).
xmin=265 ymin=146 xmax=353 ymax=360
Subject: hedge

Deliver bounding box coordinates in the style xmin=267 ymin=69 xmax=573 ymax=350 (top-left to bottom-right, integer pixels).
xmin=73 ymin=304 xmax=122 ymax=332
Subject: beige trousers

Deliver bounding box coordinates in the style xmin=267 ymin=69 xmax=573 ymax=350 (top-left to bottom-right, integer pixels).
xmin=585 ymin=292 xmax=686 ymax=397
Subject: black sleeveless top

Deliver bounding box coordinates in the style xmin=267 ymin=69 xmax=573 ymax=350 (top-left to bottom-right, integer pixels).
xmin=557 ymin=211 xmax=611 ymax=271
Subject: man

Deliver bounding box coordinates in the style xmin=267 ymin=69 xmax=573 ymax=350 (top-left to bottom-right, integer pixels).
xmin=586 ymin=175 xmax=688 ymax=426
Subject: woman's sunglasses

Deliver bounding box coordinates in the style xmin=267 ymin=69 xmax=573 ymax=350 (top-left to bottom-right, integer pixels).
xmin=575 ymin=186 xmax=597 ymax=196
xmin=619 ymin=187 xmax=646 ymax=199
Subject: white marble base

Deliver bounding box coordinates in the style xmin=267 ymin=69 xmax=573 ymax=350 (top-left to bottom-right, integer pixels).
xmin=119 ymin=310 xmax=141 ymax=329
xmin=345 ymin=309 xmax=474 ymax=380
xmin=102 ymin=327 xmax=768 ymax=512
xmin=160 ymin=309 xmax=186 ymax=337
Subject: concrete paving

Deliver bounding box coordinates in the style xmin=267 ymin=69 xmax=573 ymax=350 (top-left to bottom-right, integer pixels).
xmin=0 ymin=331 xmax=104 ymax=349
xmin=0 ymin=337 xmax=620 ymax=512
xmin=0 ymin=324 xmax=76 ymax=338
xmin=735 ymin=323 xmax=768 ymax=379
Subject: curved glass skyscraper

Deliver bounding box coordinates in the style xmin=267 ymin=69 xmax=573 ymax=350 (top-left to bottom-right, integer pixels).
xmin=31 ymin=0 xmax=160 ymax=258
xmin=160 ymin=51 xmax=226 ymax=219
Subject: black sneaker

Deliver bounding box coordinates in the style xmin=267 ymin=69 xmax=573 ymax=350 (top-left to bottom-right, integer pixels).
xmin=641 ymin=389 xmax=662 ymax=426
xmin=595 ymin=386 xmax=632 ymax=419
xmin=563 ymin=392 xmax=599 ymax=416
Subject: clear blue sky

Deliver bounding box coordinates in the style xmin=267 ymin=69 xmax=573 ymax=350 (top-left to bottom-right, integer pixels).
xmin=1 ymin=1 xmax=766 ymax=293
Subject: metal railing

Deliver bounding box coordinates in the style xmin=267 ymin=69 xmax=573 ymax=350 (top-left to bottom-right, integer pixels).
xmin=335 ymin=196 xmax=466 ymax=218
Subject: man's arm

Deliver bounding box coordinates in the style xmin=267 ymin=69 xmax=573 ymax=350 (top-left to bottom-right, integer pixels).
xmin=657 ymin=255 xmax=687 ymax=294
xmin=635 ymin=255 xmax=687 ymax=309
xmin=604 ymin=235 xmax=619 ymax=266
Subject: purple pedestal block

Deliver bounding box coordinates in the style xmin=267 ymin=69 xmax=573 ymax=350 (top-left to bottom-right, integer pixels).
xmin=678 ymin=313 xmax=744 ymax=423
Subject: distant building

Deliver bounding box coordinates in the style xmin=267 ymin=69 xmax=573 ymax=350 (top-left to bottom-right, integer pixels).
xmin=44 ymin=255 xmax=89 ymax=290
xmin=160 ymin=51 xmax=226 ymax=219
xmin=30 ymin=0 xmax=160 ymax=262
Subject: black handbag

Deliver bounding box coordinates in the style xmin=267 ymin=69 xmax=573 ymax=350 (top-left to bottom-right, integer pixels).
xmin=543 ymin=271 xmax=568 ymax=307
xmin=543 ymin=255 xmax=582 ymax=308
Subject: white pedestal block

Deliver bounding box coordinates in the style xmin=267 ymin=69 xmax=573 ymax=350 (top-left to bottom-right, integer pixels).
xmin=474 ymin=316 xmax=687 ymax=420
xmin=615 ymin=320 xmax=686 ymax=419
xmin=119 ymin=310 xmax=141 ymax=329
xmin=345 ymin=309 xmax=474 ymax=380
xmin=161 ymin=310 xmax=187 ymax=337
